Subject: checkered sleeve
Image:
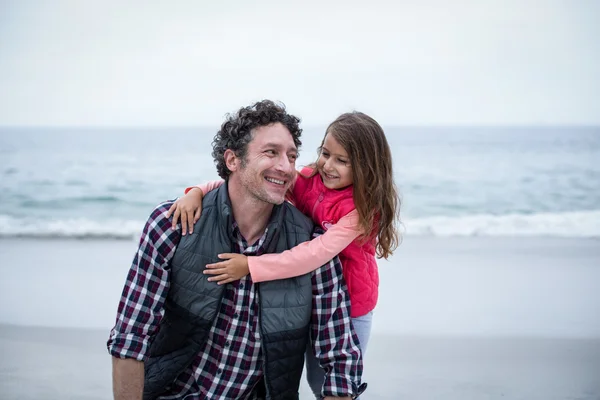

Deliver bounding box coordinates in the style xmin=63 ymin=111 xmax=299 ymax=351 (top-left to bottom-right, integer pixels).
xmin=107 ymin=200 xmax=181 ymax=361
xmin=310 ymin=253 xmax=367 ymax=398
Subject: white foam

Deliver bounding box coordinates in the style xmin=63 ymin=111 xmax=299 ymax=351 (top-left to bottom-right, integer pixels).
xmin=1 ymin=210 xmax=599 ymax=239
xmin=404 ymin=210 xmax=600 ymax=237
xmin=0 ymin=215 xmax=145 ymax=240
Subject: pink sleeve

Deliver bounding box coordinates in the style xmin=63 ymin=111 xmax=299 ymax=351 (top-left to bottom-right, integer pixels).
xmin=248 ymin=210 xmax=363 ymax=282
xmin=184 ymin=180 xmax=224 ymax=195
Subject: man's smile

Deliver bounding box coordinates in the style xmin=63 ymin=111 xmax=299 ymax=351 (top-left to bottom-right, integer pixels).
xmin=264 ymin=176 xmax=288 ymax=186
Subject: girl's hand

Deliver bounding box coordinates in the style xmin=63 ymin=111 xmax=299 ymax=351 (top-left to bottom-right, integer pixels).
xmin=203 ymin=253 xmax=250 ymax=285
xmin=166 ymin=188 xmax=203 ymax=235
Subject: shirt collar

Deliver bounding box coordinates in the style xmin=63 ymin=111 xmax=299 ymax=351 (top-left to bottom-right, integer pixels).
xmin=232 ymin=222 xmax=269 ymax=255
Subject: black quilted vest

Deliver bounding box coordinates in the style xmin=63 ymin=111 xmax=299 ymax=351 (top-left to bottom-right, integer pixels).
xmin=143 ymin=183 xmax=315 ymax=399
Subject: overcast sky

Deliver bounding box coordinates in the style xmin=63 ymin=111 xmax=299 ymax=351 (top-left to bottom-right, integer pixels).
xmin=1 ymin=0 xmax=598 ymax=126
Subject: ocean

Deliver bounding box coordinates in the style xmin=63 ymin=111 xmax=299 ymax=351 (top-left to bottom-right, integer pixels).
xmin=1 ymin=126 xmax=599 ymax=239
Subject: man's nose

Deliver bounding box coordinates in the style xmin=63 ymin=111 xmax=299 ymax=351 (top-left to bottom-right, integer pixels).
xmin=276 ymin=154 xmax=295 ymax=174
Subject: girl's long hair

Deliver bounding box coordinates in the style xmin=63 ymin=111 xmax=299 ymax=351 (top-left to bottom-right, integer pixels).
xmin=312 ymin=112 xmax=401 ymax=259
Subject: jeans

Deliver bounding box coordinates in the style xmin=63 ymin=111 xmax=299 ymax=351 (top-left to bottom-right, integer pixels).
xmin=305 ymin=311 xmax=373 ymax=399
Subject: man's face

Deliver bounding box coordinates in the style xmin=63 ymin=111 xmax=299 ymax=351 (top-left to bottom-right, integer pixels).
xmin=234 ymin=122 xmax=298 ymax=205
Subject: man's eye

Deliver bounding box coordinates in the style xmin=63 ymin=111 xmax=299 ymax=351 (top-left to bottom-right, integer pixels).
xmin=266 ymin=150 xmax=276 ymax=156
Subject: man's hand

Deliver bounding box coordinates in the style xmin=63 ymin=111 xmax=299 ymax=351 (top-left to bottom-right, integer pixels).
xmin=112 ymin=357 xmax=144 ymax=400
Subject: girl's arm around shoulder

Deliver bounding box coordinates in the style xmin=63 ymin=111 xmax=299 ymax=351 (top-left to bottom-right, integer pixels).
xmin=184 ymin=180 xmax=224 ymax=195
xmin=167 ymin=180 xmax=224 ymax=235
xmin=249 ymin=210 xmax=363 ymax=282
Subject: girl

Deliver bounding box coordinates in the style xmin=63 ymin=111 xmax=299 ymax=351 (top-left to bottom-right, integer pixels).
xmin=168 ymin=112 xmax=401 ymax=398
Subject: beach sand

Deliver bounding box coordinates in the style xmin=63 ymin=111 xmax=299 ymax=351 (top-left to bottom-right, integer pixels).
xmin=1 ymin=324 xmax=599 ymax=400
xmin=1 ymin=236 xmax=599 ymax=399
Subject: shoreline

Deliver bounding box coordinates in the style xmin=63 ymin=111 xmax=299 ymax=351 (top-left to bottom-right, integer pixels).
xmin=1 ymin=236 xmax=599 ymax=336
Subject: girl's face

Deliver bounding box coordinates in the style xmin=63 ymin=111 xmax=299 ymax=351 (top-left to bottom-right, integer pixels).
xmin=316 ymin=133 xmax=353 ymax=190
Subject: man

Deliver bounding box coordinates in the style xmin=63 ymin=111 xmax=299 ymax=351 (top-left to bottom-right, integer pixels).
xmin=107 ymin=100 xmax=366 ymax=400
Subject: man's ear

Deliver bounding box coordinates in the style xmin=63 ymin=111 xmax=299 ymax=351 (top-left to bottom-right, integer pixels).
xmin=223 ymin=149 xmax=239 ymax=173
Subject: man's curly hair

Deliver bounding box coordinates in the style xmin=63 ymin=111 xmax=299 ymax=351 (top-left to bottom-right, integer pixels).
xmin=212 ymin=100 xmax=302 ymax=179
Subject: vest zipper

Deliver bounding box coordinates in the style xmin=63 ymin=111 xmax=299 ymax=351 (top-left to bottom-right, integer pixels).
xmin=257 ymin=283 xmax=271 ymax=399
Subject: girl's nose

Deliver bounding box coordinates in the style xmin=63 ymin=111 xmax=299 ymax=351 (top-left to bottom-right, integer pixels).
xmin=324 ymin=158 xmax=334 ymax=171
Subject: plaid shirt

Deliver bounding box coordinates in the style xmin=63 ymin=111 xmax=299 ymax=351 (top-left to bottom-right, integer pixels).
xmin=108 ymin=200 xmax=364 ymax=399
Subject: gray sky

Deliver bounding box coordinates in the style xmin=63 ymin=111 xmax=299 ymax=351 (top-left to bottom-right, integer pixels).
xmin=1 ymin=0 xmax=599 ymax=126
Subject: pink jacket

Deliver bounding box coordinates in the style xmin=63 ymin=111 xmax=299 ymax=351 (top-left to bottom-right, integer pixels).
xmin=292 ymin=168 xmax=378 ymax=317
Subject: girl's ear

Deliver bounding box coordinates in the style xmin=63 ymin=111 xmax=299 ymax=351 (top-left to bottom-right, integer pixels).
xmin=224 ymin=149 xmax=239 ymax=173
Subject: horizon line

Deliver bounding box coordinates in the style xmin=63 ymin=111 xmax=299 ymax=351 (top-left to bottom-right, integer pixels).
xmin=1 ymin=123 xmax=599 ymax=130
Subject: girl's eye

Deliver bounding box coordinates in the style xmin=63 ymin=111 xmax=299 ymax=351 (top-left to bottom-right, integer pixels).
xmin=338 ymin=158 xmax=348 ymax=164
xmin=321 ymin=151 xmax=330 ymax=157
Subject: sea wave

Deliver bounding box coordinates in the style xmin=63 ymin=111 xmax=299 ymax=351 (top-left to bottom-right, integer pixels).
xmin=404 ymin=210 xmax=600 ymax=238
xmin=1 ymin=210 xmax=599 ymax=240
xmin=0 ymin=215 xmax=145 ymax=240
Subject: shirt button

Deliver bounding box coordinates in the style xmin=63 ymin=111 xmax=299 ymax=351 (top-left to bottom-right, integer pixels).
xmin=217 ymin=368 xmax=222 ymax=375
xmin=233 ymin=313 xmax=239 ymax=318
xmin=239 ymin=283 xmax=244 ymax=289
xmin=225 ymin=341 xmax=230 ymax=347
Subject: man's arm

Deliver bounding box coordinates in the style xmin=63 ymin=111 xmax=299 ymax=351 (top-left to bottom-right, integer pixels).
xmin=310 ymin=251 xmax=366 ymax=399
xmin=107 ymin=201 xmax=181 ymax=399
xmin=112 ymin=358 xmax=144 ymax=400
